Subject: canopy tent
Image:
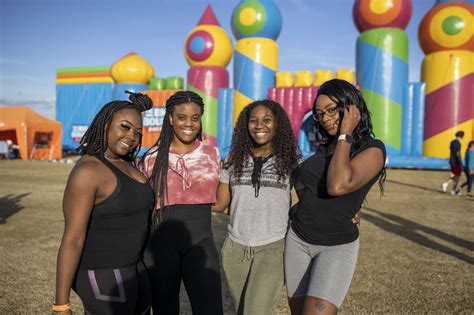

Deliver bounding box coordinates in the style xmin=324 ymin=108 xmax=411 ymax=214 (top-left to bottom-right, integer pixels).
xmin=0 ymin=106 xmax=62 ymax=160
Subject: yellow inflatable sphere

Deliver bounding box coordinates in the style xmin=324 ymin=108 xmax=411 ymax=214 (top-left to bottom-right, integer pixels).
xmin=111 ymin=52 xmax=155 ymax=84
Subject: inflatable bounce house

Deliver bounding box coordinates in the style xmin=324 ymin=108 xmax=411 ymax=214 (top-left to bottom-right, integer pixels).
xmin=56 ymin=0 xmax=474 ymax=169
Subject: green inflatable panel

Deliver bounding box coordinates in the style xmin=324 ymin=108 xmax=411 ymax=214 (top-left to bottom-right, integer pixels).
xmin=165 ymin=77 xmax=184 ymax=90
xmin=149 ymin=77 xmax=166 ymax=90
xmin=56 ymin=66 xmax=110 ymax=74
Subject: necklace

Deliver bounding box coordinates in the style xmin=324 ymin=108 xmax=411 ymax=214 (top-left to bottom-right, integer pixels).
xmin=104 ymin=155 xmax=124 ymax=162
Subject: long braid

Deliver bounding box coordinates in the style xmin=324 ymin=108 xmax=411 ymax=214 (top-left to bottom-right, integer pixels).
xmin=139 ymin=90 xmax=205 ymax=224
xmin=79 ymin=91 xmax=153 ymax=164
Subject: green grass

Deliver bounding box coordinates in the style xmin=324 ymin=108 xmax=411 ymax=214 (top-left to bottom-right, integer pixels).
xmin=0 ymin=160 xmax=472 ymax=314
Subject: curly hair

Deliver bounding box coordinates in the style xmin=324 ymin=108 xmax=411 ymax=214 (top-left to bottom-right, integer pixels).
xmin=139 ymin=90 xmax=205 ymax=223
xmin=225 ymin=99 xmax=301 ymax=180
xmin=313 ymin=79 xmax=385 ymax=194
xmin=79 ymin=91 xmax=153 ymax=164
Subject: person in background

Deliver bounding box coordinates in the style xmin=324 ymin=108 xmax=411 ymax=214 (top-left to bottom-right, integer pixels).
xmin=285 ymin=79 xmax=386 ymax=315
xmin=139 ymin=91 xmax=223 ymax=315
xmin=53 ymin=92 xmax=154 ymax=315
xmin=212 ymin=99 xmax=301 ymax=315
xmin=459 ymin=140 xmax=474 ymax=198
xmin=441 ymin=131 xmax=464 ymax=195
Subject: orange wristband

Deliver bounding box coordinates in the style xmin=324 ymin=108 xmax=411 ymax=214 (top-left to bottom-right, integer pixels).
xmin=51 ymin=303 xmax=71 ymax=312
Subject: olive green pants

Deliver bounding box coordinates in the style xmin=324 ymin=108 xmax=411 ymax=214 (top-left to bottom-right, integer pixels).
xmin=221 ymin=237 xmax=285 ymax=315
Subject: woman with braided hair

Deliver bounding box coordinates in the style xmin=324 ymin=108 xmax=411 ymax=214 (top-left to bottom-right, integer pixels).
xmin=53 ymin=91 xmax=154 ymax=315
xmin=211 ymin=99 xmax=301 ymax=315
xmin=139 ymin=90 xmax=223 ymax=315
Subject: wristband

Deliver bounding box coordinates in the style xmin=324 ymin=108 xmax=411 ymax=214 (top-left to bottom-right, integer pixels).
xmin=52 ymin=303 xmax=71 ymax=312
xmin=338 ymin=134 xmax=353 ymax=143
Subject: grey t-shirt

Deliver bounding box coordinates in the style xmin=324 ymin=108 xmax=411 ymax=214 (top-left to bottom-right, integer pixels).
xmin=220 ymin=156 xmax=291 ymax=247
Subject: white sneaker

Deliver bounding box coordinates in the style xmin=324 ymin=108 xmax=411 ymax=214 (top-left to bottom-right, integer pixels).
xmin=442 ymin=182 xmax=448 ymax=192
xmin=451 ymin=189 xmax=461 ymax=196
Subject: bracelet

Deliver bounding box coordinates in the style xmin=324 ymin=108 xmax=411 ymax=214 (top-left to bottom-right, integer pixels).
xmin=52 ymin=303 xmax=71 ymax=312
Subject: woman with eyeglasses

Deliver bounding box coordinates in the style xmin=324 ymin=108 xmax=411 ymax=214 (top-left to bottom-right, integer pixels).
xmin=284 ymin=79 xmax=386 ymax=315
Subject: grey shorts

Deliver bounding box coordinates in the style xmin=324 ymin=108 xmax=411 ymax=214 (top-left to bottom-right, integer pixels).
xmin=284 ymin=226 xmax=360 ymax=308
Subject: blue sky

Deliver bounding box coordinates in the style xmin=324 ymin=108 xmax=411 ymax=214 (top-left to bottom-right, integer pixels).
xmin=1 ymin=0 xmax=436 ymax=118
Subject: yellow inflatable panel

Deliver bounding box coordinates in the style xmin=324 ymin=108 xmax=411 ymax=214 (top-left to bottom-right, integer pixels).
xmin=233 ymin=90 xmax=254 ymax=125
xmin=56 ymin=77 xmax=114 ymax=84
xmin=275 ymin=72 xmax=294 ymax=87
xmin=235 ymin=38 xmax=278 ymax=71
xmin=295 ymin=71 xmax=313 ymax=87
xmin=421 ymin=51 xmax=474 ymax=94
xmin=423 ymin=119 xmax=473 ymax=158
xmin=336 ymin=69 xmax=355 ymax=84
xmin=314 ymin=70 xmax=334 ymax=87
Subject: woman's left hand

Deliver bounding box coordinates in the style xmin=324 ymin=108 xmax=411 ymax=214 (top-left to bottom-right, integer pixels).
xmin=351 ymin=211 xmax=361 ymax=227
xmin=340 ymin=105 xmax=361 ymax=135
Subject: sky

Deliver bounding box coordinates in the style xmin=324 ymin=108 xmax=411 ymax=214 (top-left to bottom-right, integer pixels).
xmin=0 ymin=0 xmax=437 ymax=119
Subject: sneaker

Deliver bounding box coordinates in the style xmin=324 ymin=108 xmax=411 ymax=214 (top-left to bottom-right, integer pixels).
xmin=441 ymin=182 xmax=448 ymax=192
xmin=451 ymin=189 xmax=461 ymax=196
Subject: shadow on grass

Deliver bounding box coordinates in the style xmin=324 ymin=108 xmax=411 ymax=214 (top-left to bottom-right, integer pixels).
xmin=363 ymin=207 xmax=474 ymax=265
xmin=0 ymin=193 xmax=30 ymax=224
xmin=386 ymin=179 xmax=446 ymax=194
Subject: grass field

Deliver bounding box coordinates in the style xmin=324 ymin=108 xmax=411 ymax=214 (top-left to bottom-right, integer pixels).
xmin=0 ymin=160 xmax=473 ymax=314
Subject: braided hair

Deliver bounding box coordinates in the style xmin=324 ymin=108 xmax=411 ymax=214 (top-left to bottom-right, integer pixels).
xmin=139 ymin=90 xmax=205 ymax=222
xmin=79 ymin=91 xmax=153 ymax=164
xmin=225 ymin=99 xmax=301 ymax=181
xmin=313 ymin=79 xmax=386 ymax=194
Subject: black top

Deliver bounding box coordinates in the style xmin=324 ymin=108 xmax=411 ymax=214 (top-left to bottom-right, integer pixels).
xmin=291 ymin=138 xmax=386 ymax=246
xmin=450 ymin=139 xmax=461 ymax=165
xmin=78 ymin=159 xmax=154 ymax=269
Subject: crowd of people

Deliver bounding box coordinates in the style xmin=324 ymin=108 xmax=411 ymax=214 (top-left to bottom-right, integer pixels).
xmin=53 ymin=79 xmax=392 ymax=315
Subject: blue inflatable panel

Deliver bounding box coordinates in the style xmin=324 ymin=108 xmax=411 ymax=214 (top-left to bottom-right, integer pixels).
xmin=402 ymin=83 xmax=414 ymax=155
xmin=234 ymin=51 xmax=275 ymax=100
xmin=56 ymin=83 xmax=114 ymax=150
xmin=411 ymin=83 xmax=425 ymax=157
xmin=217 ymin=88 xmax=234 ymax=159
xmin=386 ymin=155 xmax=449 ymax=169
xmin=356 ymin=41 xmax=408 ymax=106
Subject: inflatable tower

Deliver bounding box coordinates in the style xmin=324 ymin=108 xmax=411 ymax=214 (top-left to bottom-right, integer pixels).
xmin=231 ymin=0 xmax=282 ymax=124
xmin=185 ymin=5 xmax=232 ymax=146
xmin=353 ymin=0 xmax=413 ymax=156
xmin=419 ymin=1 xmax=474 ymax=158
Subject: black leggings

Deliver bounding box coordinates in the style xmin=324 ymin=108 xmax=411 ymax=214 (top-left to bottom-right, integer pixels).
xmin=73 ymin=261 xmax=151 ymax=315
xmin=143 ymin=204 xmax=223 ymax=315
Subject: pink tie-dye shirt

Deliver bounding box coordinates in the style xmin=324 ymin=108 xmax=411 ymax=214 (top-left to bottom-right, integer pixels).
xmin=141 ymin=140 xmax=221 ymax=208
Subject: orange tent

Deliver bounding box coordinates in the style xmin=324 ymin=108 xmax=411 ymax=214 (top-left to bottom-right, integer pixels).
xmin=0 ymin=106 xmax=62 ymax=160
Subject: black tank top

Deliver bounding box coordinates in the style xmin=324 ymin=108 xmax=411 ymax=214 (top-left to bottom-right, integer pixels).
xmin=78 ymin=159 xmax=154 ymax=269
xmin=291 ymin=138 xmax=386 ymax=246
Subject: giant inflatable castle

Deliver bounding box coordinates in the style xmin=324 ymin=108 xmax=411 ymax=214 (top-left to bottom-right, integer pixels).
xmin=56 ymin=0 xmax=473 ymax=168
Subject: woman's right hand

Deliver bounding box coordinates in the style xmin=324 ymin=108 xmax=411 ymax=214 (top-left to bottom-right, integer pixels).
xmin=339 ymin=105 xmax=361 ymax=135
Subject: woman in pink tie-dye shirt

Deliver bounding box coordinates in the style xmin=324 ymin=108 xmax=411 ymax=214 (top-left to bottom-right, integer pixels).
xmin=139 ymin=91 xmax=223 ymax=315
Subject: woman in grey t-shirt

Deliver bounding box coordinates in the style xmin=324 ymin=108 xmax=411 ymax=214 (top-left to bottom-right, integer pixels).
xmin=212 ymin=99 xmax=301 ymax=315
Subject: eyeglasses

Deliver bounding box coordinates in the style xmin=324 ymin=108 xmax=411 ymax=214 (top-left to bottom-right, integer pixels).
xmin=313 ymin=107 xmax=339 ymax=122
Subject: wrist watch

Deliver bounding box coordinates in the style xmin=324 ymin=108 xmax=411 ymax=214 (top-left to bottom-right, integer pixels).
xmin=338 ymin=134 xmax=353 ymax=143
